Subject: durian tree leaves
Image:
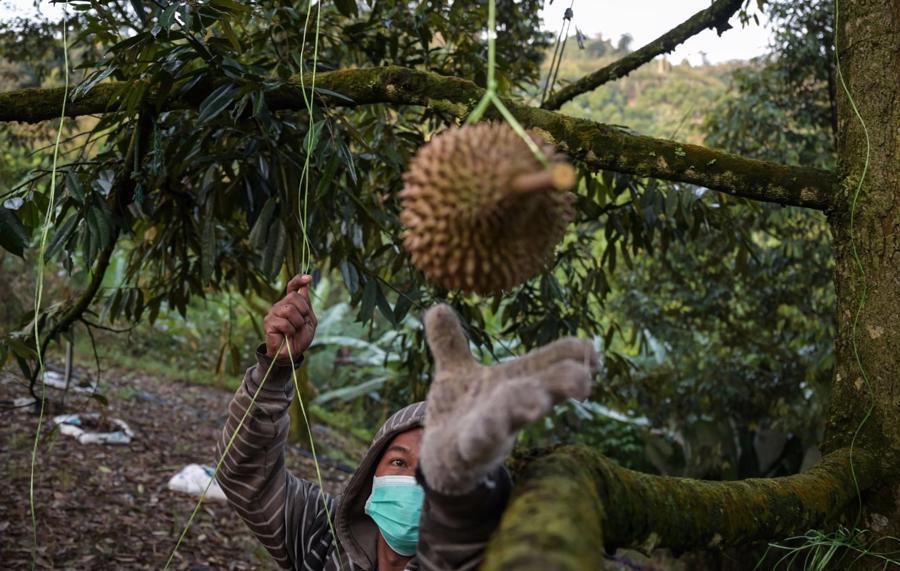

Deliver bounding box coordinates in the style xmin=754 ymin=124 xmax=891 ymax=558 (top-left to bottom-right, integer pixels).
xmin=0 ymin=207 xmax=29 ymax=257
xmin=0 ymin=1 xmax=809 ymax=405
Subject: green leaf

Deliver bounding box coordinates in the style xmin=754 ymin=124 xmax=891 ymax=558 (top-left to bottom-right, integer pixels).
xmin=340 ymin=260 xmax=360 ymax=294
xmin=358 ymin=278 xmax=377 ymax=322
xmin=249 ymin=199 xmax=276 ymax=248
xmin=65 ymin=170 xmax=84 ymax=202
xmin=393 ymin=288 xmax=418 ymax=323
xmin=313 ymin=87 xmax=355 ymax=104
xmin=334 ymin=0 xmax=359 ymax=18
xmin=0 ymin=207 xmax=28 ymax=257
xmin=229 ymin=342 xmax=241 ymax=375
xmin=198 ymin=83 xmax=237 ymax=124
xmin=88 ymin=205 xmax=112 ymax=250
xmin=44 ymin=215 xmax=79 ymax=261
xmin=303 ymin=119 xmax=326 ymax=154
xmin=314 ymin=153 xmax=341 ymax=199
xmin=260 ymin=218 xmax=286 ymax=279
xmin=375 ymin=284 xmax=395 ymax=325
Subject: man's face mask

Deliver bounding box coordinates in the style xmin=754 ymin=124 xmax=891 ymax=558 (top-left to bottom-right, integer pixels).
xmin=364 ymin=475 xmax=425 ymax=556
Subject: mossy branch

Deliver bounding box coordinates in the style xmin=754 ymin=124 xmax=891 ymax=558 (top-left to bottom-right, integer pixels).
xmin=541 ymin=0 xmax=743 ymax=110
xmin=0 ymin=66 xmax=836 ymax=210
xmin=483 ymin=446 xmax=879 ymax=570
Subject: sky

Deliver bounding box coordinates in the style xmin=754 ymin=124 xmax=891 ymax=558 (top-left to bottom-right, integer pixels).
xmin=4 ymin=1 xmax=773 ymax=65
xmin=539 ymin=0 xmax=772 ymax=65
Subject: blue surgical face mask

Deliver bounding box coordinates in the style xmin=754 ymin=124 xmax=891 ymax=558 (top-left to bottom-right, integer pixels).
xmin=364 ymin=474 xmax=425 ymax=557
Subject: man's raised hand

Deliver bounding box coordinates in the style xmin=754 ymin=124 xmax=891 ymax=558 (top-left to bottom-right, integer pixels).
xmin=419 ymin=304 xmax=598 ymax=494
xmin=264 ymin=274 xmax=318 ymax=362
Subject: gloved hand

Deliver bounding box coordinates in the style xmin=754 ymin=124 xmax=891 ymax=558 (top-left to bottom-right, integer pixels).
xmin=419 ymin=304 xmax=599 ymax=494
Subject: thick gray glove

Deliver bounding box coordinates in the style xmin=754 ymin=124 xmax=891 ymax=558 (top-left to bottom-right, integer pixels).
xmin=419 ymin=304 xmax=599 ymax=494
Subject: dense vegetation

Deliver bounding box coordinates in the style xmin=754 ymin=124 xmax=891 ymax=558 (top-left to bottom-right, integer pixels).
xmin=0 ymin=1 xmax=837 ymax=479
xmin=3 ymin=0 xmax=899 ymax=567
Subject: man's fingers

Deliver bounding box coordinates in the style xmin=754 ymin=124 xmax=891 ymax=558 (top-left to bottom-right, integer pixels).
xmin=272 ymin=304 xmax=305 ymax=330
xmin=495 ymin=337 xmax=598 ymax=378
xmin=424 ymin=304 xmax=474 ymax=371
xmin=287 ymin=273 xmax=313 ymax=301
xmin=267 ymin=316 xmax=296 ymax=338
xmin=282 ymin=292 xmax=312 ymax=316
xmin=538 ymin=360 xmax=593 ymax=402
xmin=287 ymin=273 xmax=313 ymax=294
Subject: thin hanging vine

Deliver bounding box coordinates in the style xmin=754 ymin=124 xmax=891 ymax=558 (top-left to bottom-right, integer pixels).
xmin=29 ymin=4 xmax=69 ymax=569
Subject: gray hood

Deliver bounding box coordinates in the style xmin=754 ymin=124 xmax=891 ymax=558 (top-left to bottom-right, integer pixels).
xmin=334 ymin=401 xmax=426 ymax=568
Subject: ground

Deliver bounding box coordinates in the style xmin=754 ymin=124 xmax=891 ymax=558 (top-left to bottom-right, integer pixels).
xmin=0 ymin=362 xmax=363 ymax=570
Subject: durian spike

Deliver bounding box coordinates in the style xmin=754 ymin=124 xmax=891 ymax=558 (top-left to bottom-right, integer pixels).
xmin=510 ymin=163 xmax=577 ymax=195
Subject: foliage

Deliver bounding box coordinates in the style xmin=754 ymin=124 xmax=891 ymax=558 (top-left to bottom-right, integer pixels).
xmin=0 ymin=0 xmax=838 ymax=482
xmin=520 ymin=2 xmax=838 ymax=478
xmin=547 ymin=34 xmax=736 ymax=142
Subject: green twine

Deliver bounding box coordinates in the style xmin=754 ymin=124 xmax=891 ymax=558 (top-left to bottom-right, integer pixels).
xmin=297 ymin=0 xmax=323 ymax=274
xmin=167 ymin=1 xmax=340 ymax=566
xmin=466 ymin=0 xmax=550 ymax=167
xmin=29 ymin=4 xmax=69 ymax=569
xmin=758 ymin=5 xmax=875 ymax=567
xmin=287 ymin=340 xmax=346 ymax=570
xmin=293 ymin=1 xmax=346 ymax=566
xmin=834 ymin=0 xmax=874 ymax=517
xmin=163 ymin=340 xmax=286 ymax=570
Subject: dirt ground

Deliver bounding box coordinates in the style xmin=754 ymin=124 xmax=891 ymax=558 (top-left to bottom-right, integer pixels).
xmin=0 ymin=363 xmax=364 ymax=570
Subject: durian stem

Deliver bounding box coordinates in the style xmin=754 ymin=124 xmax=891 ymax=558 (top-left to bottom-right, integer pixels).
xmin=512 ymin=163 xmax=576 ymax=194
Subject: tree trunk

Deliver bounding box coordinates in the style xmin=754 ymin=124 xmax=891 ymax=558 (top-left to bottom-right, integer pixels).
xmin=484 ymin=0 xmax=898 ymax=567
xmin=821 ymin=0 xmax=900 ymax=536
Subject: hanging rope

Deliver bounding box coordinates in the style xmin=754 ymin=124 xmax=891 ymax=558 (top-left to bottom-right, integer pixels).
xmin=540 ymin=2 xmax=575 ymax=106
xmin=287 ymin=340 xmax=346 ymax=569
xmin=166 ymin=1 xmax=343 ymax=567
xmin=163 ymin=339 xmax=288 ymax=569
xmin=29 ymin=4 xmax=69 ymax=569
xmin=466 ymin=0 xmax=550 ymax=167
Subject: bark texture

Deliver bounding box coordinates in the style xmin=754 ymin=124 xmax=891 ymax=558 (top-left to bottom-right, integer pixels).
xmin=823 ymin=0 xmax=900 ymax=537
xmin=483 ymin=446 xmax=879 ymax=571
xmin=0 ymin=67 xmax=837 ymax=210
xmin=541 ymin=0 xmax=742 ymax=110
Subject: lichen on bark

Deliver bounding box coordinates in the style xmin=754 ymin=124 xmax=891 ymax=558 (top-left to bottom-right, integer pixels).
xmin=483 ymin=446 xmax=879 ymax=570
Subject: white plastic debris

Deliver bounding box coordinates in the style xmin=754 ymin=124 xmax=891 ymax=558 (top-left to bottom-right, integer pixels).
xmin=52 ymin=413 xmax=135 ymax=445
xmin=167 ymin=464 xmax=227 ymax=502
xmin=43 ymin=370 xmax=98 ymax=394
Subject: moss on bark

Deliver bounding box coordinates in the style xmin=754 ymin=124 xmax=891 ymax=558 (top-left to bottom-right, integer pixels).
xmin=822 ymin=0 xmax=900 ymax=539
xmin=0 ymin=66 xmax=836 ymax=210
xmin=483 ymin=446 xmax=879 ymax=570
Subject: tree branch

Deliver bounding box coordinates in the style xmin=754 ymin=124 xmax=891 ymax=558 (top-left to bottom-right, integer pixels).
xmin=483 ymin=446 xmax=878 ymax=570
xmin=0 ymin=66 xmax=837 ymax=210
xmin=542 ymin=0 xmax=743 ymax=110
xmin=28 ymin=231 xmax=118 ymax=399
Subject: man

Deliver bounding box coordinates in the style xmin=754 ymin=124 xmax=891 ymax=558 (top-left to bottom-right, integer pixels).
xmin=218 ymin=274 xmax=598 ymax=570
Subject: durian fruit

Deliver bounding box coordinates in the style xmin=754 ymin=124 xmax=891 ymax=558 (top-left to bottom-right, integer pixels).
xmin=399 ymin=121 xmax=576 ymax=295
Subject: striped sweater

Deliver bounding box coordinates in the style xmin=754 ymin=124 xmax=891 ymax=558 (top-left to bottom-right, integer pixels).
xmin=217 ymin=348 xmax=511 ymax=571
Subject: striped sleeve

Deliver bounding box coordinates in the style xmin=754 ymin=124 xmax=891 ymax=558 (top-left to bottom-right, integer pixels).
xmin=216 ymin=347 xmax=339 ymax=570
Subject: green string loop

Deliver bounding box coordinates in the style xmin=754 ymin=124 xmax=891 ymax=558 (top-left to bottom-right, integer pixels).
xmin=834 ymin=0 xmax=874 ymax=517
xmin=30 ymin=4 xmax=69 ymax=569
xmin=466 ymin=0 xmax=550 ymax=168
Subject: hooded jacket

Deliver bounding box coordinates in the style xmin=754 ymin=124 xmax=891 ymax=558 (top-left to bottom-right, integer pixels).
xmin=216 ymin=348 xmax=511 ymax=571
